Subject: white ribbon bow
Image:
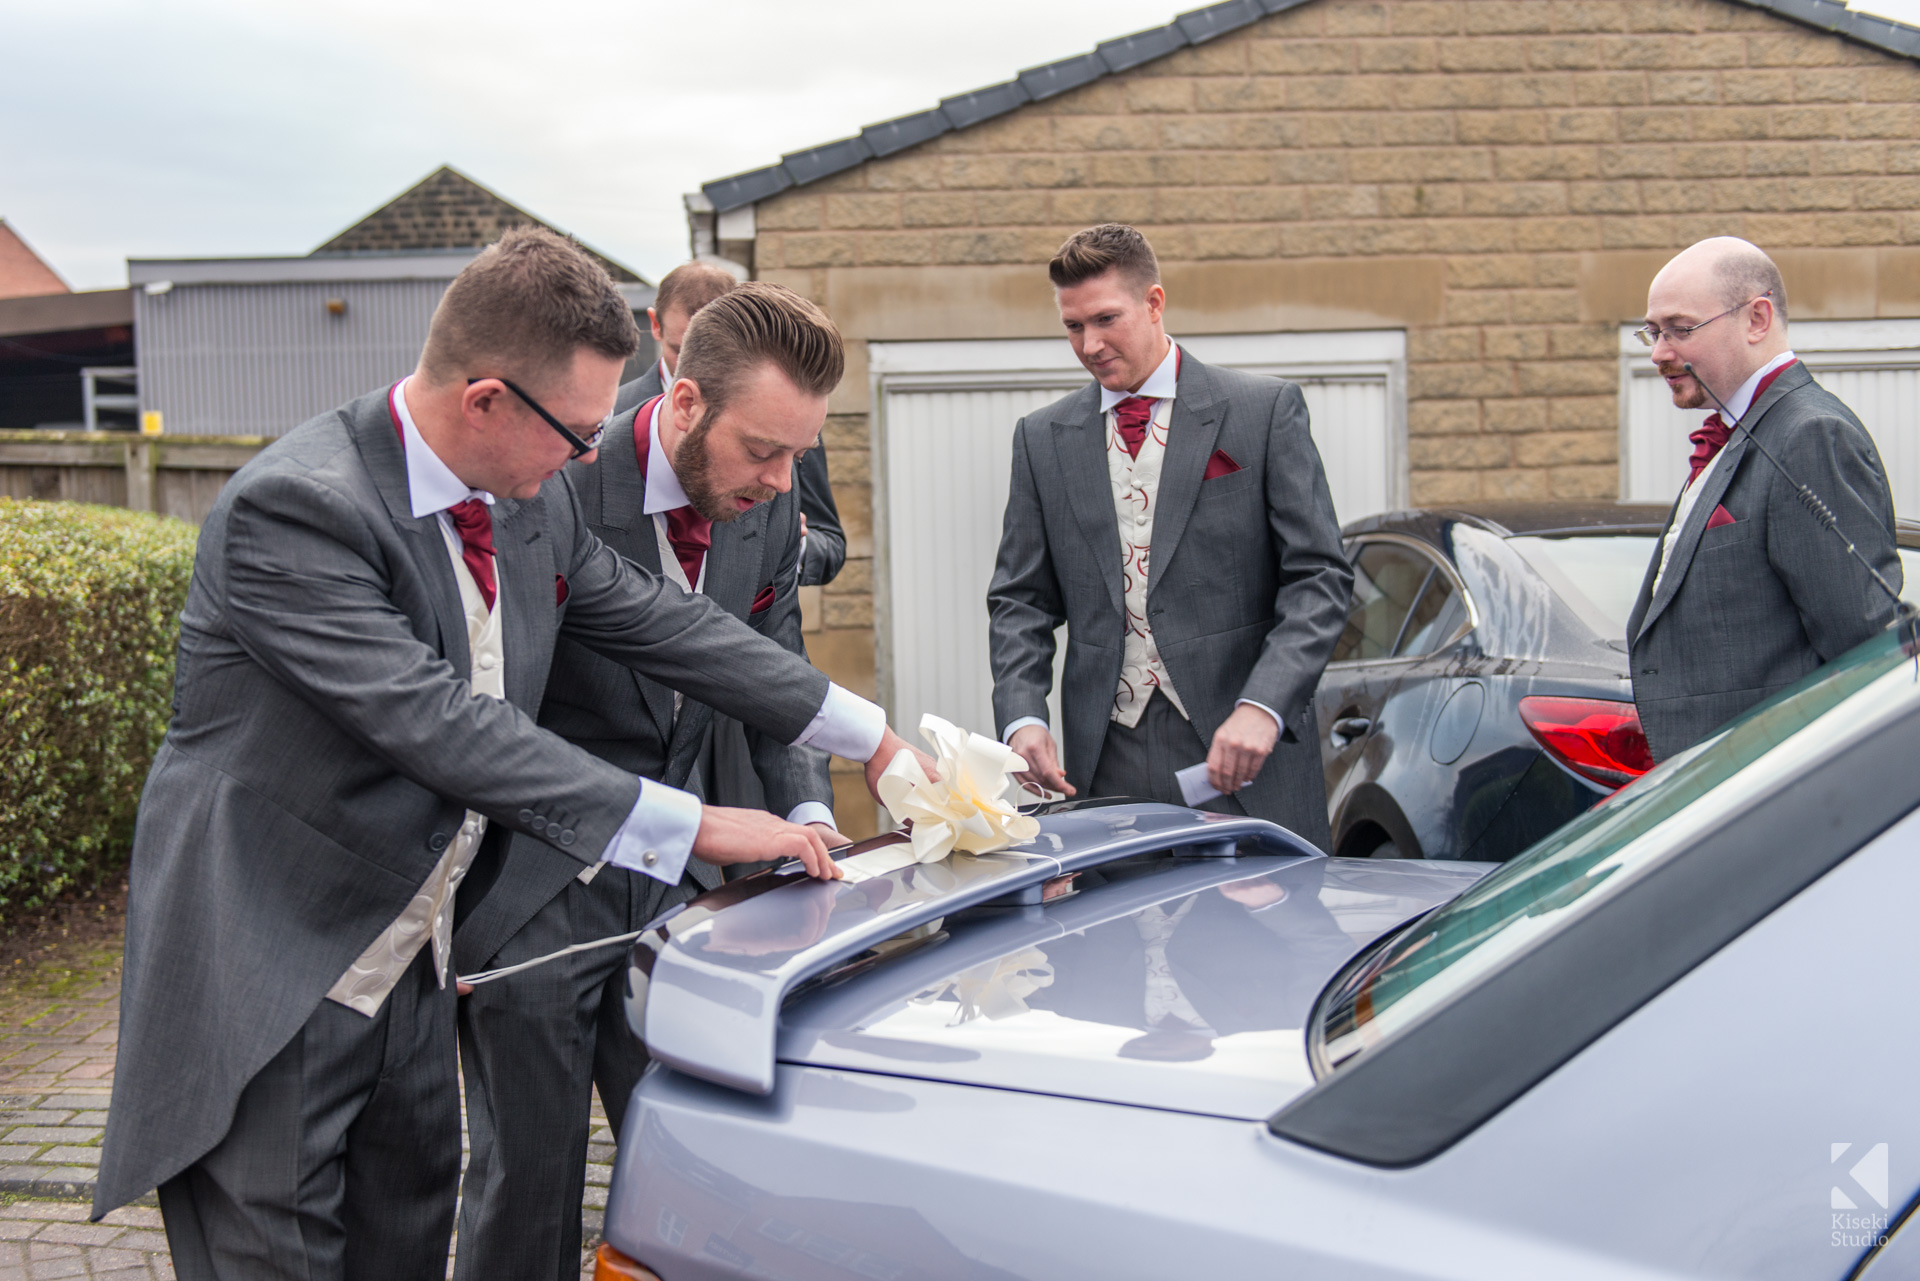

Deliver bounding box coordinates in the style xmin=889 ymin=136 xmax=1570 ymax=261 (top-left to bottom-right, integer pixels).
xmin=838 ymin=714 xmax=1043 ymax=882
xmin=913 ymin=946 xmax=1055 ymax=1025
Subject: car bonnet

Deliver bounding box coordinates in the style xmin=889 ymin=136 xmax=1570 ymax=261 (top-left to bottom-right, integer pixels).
xmin=774 ymin=854 xmax=1487 ymax=1120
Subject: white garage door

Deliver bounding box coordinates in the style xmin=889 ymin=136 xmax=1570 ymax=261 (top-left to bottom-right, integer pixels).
xmin=1620 ymin=318 xmax=1920 ymax=512
xmin=873 ymin=331 xmax=1407 ymax=756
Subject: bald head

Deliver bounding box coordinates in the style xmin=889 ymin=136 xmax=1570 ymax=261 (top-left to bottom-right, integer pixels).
xmin=1645 ymin=237 xmax=1791 ymax=410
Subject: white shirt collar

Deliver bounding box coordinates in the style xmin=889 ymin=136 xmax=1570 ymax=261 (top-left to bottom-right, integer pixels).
xmin=392 ymin=378 xmax=493 ymax=519
xmin=658 ymin=357 xmax=671 ymax=388
xmin=642 ymin=395 xmax=692 ymax=516
xmin=1099 ymin=338 xmax=1180 ymax=413
xmin=1719 ymin=350 xmax=1798 ymax=426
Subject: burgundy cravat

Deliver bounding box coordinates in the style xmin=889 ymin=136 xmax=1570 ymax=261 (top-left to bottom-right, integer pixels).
xmin=444 ymin=499 xmax=497 ymax=612
xmin=1112 ymin=397 xmax=1155 ymax=458
xmin=1686 ymin=359 xmax=1798 ymax=484
xmin=636 ymin=396 xmax=712 ymax=588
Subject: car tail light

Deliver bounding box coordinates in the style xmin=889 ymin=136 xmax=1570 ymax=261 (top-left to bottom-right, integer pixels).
xmin=594 ymin=1243 xmax=664 ymax=1281
xmin=1518 ymin=696 xmax=1653 ymax=789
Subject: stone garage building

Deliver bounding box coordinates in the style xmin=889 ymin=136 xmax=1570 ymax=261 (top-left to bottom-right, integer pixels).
xmin=689 ymin=0 xmax=1920 ymax=824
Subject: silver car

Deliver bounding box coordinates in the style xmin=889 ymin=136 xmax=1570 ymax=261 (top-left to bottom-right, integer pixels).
xmin=595 ymin=626 xmax=1920 ymax=1280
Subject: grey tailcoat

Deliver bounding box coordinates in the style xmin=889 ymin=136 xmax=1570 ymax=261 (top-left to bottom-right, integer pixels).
xmin=987 ymin=352 xmax=1352 ymax=849
xmin=452 ymin=401 xmax=832 ymax=973
xmin=1627 ymin=361 xmax=1900 ymax=761
xmin=96 ymin=387 xmax=829 ymax=1214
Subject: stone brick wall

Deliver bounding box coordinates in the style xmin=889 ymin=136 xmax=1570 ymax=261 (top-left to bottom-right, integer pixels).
xmin=754 ymin=0 xmax=1918 ymax=509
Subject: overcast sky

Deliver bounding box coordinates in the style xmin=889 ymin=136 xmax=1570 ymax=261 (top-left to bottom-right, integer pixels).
xmin=2 ymin=0 xmax=1185 ymax=291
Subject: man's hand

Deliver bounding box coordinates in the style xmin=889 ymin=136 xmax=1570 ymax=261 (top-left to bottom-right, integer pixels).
xmin=807 ymin=822 xmax=850 ymax=850
xmin=1207 ymin=704 xmax=1280 ymax=796
xmin=864 ymin=725 xmax=939 ymax=802
xmin=1008 ymin=724 xmax=1075 ymax=797
xmin=693 ymin=806 xmax=841 ymax=879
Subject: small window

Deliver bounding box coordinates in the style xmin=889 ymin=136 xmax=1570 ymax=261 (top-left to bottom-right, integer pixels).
xmin=1333 ymin=542 xmax=1437 ymax=662
xmin=1396 ymin=577 xmax=1465 ymax=657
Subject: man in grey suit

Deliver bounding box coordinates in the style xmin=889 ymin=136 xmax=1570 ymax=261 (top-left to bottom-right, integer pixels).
xmin=1627 ymin=237 xmax=1900 ymax=760
xmin=988 ymin=224 xmax=1351 ymax=850
xmin=95 ymin=229 xmax=927 ymax=1280
xmin=452 ymin=283 xmax=846 ymax=1279
xmin=616 ymin=262 xmax=846 ymax=587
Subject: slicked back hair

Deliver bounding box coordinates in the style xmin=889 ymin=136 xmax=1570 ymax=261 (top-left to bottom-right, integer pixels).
xmin=1049 ymin=224 xmax=1161 ymax=296
xmin=420 ymin=226 xmax=638 ymax=383
xmin=654 ymin=260 xmax=740 ymax=322
xmin=1716 ymin=245 xmax=1790 ymax=324
xmin=675 ymin=282 xmax=845 ymax=423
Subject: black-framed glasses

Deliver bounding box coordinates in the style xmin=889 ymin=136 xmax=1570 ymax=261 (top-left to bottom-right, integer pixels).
xmin=1634 ymin=290 xmax=1773 ymax=348
xmin=468 ymin=377 xmax=607 ymax=459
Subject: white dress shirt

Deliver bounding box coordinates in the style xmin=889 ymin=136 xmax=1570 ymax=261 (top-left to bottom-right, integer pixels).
xmin=1002 ymin=340 xmax=1282 ymax=745
xmin=1654 ymin=350 xmax=1797 ymax=590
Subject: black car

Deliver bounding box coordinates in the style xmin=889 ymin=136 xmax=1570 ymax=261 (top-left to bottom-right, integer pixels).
xmin=1316 ymin=504 xmax=1920 ymax=864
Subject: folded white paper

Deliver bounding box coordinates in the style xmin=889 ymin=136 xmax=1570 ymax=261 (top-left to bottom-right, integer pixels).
xmin=1176 ymin=762 xmax=1222 ymax=807
xmin=838 ymin=714 xmax=1044 ymax=882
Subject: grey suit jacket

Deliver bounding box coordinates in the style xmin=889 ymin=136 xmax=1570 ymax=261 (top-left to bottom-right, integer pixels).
xmin=615 ymin=364 xmax=846 ymax=586
xmin=97 ymin=386 xmax=830 ymax=1214
xmin=987 ymin=353 xmax=1352 ymax=849
xmin=453 ymin=399 xmax=831 ymax=973
xmin=1627 ymin=362 xmax=1900 ymax=760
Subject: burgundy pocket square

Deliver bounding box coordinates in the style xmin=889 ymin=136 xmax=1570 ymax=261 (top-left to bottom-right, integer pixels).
xmin=554 ymin=573 xmax=569 ymax=606
xmin=1706 ymin=504 xmax=1736 ymax=530
xmin=750 ymin=585 xmax=776 ymax=614
xmin=1204 ymin=449 xmax=1243 ymax=480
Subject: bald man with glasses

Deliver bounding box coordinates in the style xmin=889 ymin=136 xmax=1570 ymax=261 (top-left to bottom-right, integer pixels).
xmin=1625 ymin=237 xmax=1900 ymax=761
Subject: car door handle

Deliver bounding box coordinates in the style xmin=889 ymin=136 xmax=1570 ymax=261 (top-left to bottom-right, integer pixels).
xmin=1330 ymin=717 xmax=1373 ymax=746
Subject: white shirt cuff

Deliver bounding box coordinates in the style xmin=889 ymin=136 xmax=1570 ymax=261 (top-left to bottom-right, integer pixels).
xmin=602 ymin=777 xmax=700 ymax=886
xmin=1234 ymin=699 xmax=1283 ymax=733
xmin=797 ymin=682 xmax=886 ymax=762
xmin=1001 ymin=716 xmax=1050 ymax=744
xmin=786 ymin=801 xmax=836 ymax=829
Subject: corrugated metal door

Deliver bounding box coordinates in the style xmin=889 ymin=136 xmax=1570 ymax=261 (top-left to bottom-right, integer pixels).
xmin=1620 ymin=320 xmax=1920 ymax=512
xmin=876 ymin=332 xmax=1406 ymax=755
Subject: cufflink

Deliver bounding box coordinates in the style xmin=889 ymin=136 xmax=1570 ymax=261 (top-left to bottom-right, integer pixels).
xmin=642 ymin=850 xmax=658 ymax=866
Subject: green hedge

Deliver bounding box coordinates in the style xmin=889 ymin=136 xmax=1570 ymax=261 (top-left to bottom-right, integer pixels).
xmin=0 ymin=499 xmax=198 ymax=916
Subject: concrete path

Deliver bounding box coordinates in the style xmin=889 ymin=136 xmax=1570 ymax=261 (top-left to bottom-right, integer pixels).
xmin=0 ymin=957 xmax=609 ymax=1278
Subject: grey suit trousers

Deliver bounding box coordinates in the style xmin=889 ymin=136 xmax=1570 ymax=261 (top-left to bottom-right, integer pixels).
xmin=454 ymin=867 xmax=700 ymax=1281
xmin=157 ymin=952 xmax=458 ymax=1281
xmin=1089 ymin=691 xmax=1246 ymax=818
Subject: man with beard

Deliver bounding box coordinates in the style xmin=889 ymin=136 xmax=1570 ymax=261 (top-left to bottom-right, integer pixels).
xmin=1627 ymin=236 xmax=1899 ymax=759
xmin=450 ymin=282 xmax=848 ymax=1279
xmin=616 ymin=262 xmax=845 ymax=586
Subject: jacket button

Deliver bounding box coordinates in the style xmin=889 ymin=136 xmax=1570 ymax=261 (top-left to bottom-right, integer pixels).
xmin=560 ymin=830 xmax=576 ymax=846
xmin=518 ymin=809 xmax=535 ymax=824
xmin=428 ymin=832 xmax=450 ymax=851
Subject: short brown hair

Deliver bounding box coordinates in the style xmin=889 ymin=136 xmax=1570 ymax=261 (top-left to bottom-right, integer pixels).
xmin=1049 ymin=224 xmax=1160 ymax=294
xmin=675 ymin=282 xmax=844 ymax=422
xmin=420 ymin=226 xmax=638 ymax=382
xmin=653 ymin=260 xmax=739 ymax=321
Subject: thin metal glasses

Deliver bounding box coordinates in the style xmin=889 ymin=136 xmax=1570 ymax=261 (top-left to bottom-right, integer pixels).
xmin=1634 ymin=290 xmax=1773 ymax=348
xmin=468 ymin=377 xmax=607 ymax=458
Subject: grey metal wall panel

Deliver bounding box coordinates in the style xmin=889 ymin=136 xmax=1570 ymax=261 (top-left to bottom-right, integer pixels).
xmin=135 ymin=279 xmax=450 ymax=436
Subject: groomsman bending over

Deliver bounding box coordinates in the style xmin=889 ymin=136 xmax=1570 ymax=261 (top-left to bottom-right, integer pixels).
xmin=452 ymin=283 xmax=848 ymax=1279
xmin=95 ymin=228 xmax=927 ymax=1281
xmin=1627 ymin=236 xmax=1899 ymax=759
xmin=988 ymin=224 xmax=1352 ymax=850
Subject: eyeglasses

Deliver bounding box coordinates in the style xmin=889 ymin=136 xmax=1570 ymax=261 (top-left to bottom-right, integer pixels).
xmin=468 ymin=377 xmax=607 ymax=459
xmin=1634 ymin=291 xmax=1772 ymax=348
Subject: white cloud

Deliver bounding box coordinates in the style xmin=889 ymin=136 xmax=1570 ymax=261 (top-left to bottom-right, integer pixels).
xmin=1 ymin=0 xmax=1186 ymax=288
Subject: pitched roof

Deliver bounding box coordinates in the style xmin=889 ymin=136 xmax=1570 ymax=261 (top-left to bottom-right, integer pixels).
xmin=699 ymin=0 xmax=1920 ymax=213
xmin=313 ymin=165 xmax=643 ymax=283
xmin=0 ymin=220 xmax=70 ymax=300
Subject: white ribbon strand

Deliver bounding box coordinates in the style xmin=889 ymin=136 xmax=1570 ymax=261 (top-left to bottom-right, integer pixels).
xmin=457 ymin=928 xmax=646 ymax=987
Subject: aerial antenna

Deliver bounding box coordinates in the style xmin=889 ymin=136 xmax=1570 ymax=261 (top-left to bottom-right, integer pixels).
xmin=1681 ymin=362 xmax=1915 ymax=651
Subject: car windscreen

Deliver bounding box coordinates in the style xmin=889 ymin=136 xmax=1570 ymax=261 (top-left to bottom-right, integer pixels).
xmin=1503 ymin=534 xmax=1658 ymax=640
xmin=1310 ymin=625 xmax=1919 ymax=1073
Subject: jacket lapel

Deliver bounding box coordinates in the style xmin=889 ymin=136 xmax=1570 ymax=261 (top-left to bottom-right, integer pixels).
xmin=592 ymin=412 xmax=678 ymax=742
xmin=1636 ymin=364 xmax=1808 ymax=639
xmin=1141 ymin=353 xmax=1223 ymax=597
xmin=491 ymin=496 xmax=556 ymax=715
xmin=1049 ymin=385 xmax=1125 ymax=614
xmin=352 ymin=386 xmax=470 ymax=674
